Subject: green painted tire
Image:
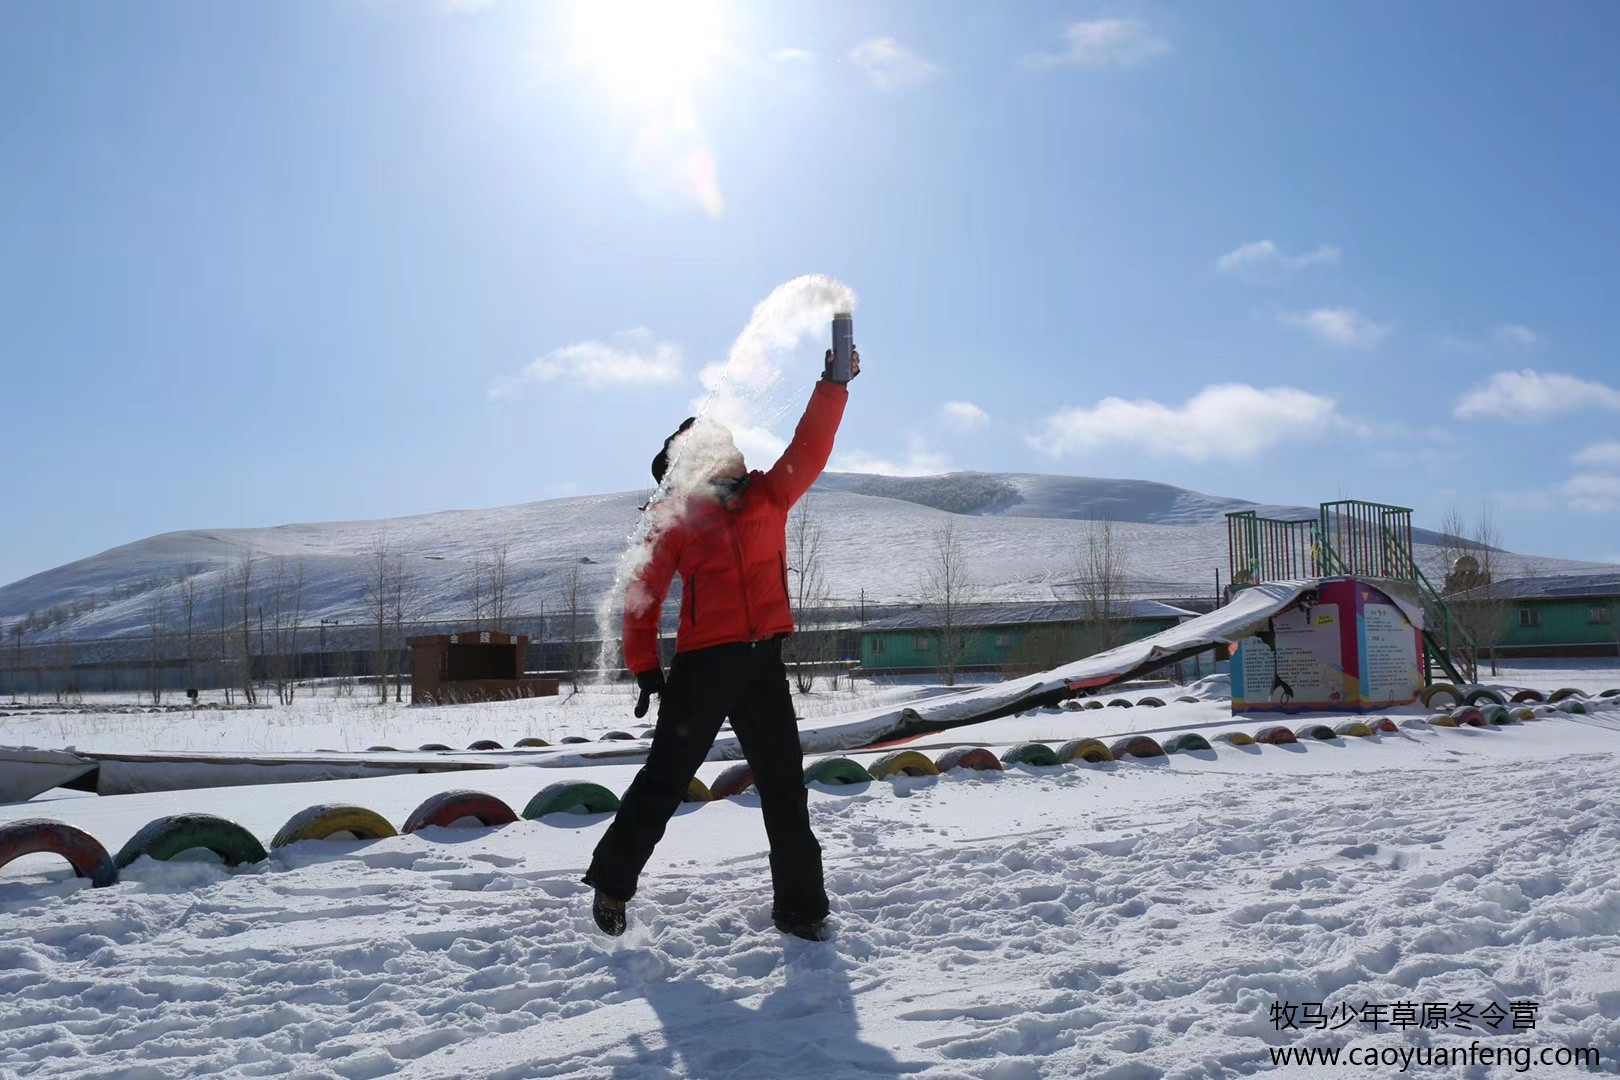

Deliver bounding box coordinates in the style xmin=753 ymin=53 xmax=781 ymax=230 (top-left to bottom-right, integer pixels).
xmin=1162 ymin=732 xmax=1213 ymax=753
xmin=523 ymin=781 xmax=621 ymax=818
xmin=999 ymin=742 xmax=1061 ymax=767
xmin=514 ymin=737 xmax=550 ymax=748
xmin=1109 ymin=736 xmax=1166 ymax=759
xmin=1294 ymin=724 xmax=1337 ymax=741
xmin=401 ymin=790 xmax=518 ymax=834
xmin=1559 ymin=699 xmax=1591 ymax=715
xmin=272 ymin=804 xmax=397 ymax=848
xmin=1480 ymin=704 xmax=1514 ymax=725
xmin=1463 ymin=688 xmax=1506 ymax=706
xmin=1215 ymin=730 xmax=1255 ymax=746
xmin=1334 ymin=720 xmax=1375 ymax=738
xmin=1548 ymin=687 xmax=1585 ymax=703
xmin=803 ymin=757 xmax=874 ymax=787
xmin=1056 ymin=737 xmax=1113 ymax=764
xmin=1420 ymin=684 xmax=1462 ymax=708
xmin=116 ymin=813 xmax=267 ymax=869
xmin=709 ymin=763 xmax=756 ymax=797
xmin=683 ymin=777 xmax=714 ymax=803
xmin=934 ymin=747 xmax=1005 ymax=772
xmin=867 ymin=750 xmax=941 ymax=780
xmin=0 ymin=819 xmax=118 ymax=887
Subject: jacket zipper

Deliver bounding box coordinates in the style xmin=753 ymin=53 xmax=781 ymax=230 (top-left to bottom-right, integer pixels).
xmin=725 ymin=515 xmax=757 ymax=642
xmin=688 ymin=574 xmax=698 ymax=626
xmin=779 ymin=552 xmax=790 ymax=604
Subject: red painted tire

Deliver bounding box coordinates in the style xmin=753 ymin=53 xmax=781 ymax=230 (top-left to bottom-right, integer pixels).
xmin=401 ymin=790 xmax=519 ymax=834
xmin=467 ymin=739 xmax=504 ymax=751
xmin=1510 ymin=689 xmax=1545 ymax=703
xmin=0 ymin=819 xmax=117 ymax=887
xmin=1252 ymin=726 xmax=1299 ymax=745
xmin=1367 ymin=717 xmax=1400 ymax=733
xmin=934 ymin=747 xmax=1005 ymax=773
xmin=1108 ymin=736 xmax=1166 ymax=759
xmin=710 ymin=762 xmax=756 ymax=798
xmin=1451 ymin=706 xmax=1487 ymax=728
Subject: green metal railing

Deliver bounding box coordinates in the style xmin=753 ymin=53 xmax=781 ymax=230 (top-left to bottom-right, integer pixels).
xmin=1226 ymin=500 xmax=1475 ymax=685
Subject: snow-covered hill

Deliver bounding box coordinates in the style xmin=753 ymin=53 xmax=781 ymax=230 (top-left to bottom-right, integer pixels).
xmin=1 ymin=472 xmax=1608 ymax=640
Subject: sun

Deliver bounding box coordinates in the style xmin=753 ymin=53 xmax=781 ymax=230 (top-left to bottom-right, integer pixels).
xmin=571 ymin=0 xmax=726 ymax=105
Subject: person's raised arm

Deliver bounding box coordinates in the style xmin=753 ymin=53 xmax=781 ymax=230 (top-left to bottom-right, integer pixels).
xmin=760 ymin=348 xmax=859 ymax=508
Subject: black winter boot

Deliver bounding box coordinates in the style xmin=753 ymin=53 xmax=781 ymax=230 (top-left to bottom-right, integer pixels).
xmin=773 ymin=913 xmax=827 ymax=941
xmin=593 ymin=891 xmax=627 ymax=936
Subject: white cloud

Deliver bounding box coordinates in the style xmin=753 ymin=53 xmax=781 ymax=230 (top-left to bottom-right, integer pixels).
xmin=1027 ymin=18 xmax=1171 ymax=68
xmin=832 ymin=434 xmax=950 ymax=476
xmin=1493 ymin=323 xmax=1540 ymax=348
xmin=1565 ymin=473 xmax=1620 ymax=513
xmin=770 ymin=48 xmax=815 ymax=64
xmin=1278 ymin=308 xmax=1391 ymax=348
xmin=849 ymin=37 xmax=936 ymax=89
xmin=1027 ymin=384 xmax=1344 ymax=463
xmin=1453 ymin=370 xmax=1620 ymax=421
xmin=940 ymin=401 xmax=989 ymax=430
xmin=489 ymin=328 xmax=682 ymax=396
xmin=1575 ymin=442 xmax=1620 ymax=469
xmin=1215 ymin=240 xmax=1341 ymax=277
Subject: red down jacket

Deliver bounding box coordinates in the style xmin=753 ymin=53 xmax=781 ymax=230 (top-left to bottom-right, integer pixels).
xmin=623 ymin=380 xmax=848 ymax=676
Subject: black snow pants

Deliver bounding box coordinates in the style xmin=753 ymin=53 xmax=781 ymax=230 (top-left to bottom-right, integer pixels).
xmin=583 ymin=637 xmax=829 ymax=922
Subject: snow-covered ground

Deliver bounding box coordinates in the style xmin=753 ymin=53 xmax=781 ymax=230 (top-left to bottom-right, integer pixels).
xmin=4 ymin=664 xmax=1620 ymax=1078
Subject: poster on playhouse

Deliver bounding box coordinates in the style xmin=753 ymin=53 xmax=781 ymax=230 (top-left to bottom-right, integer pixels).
xmin=1231 ymin=579 xmax=1423 ymax=713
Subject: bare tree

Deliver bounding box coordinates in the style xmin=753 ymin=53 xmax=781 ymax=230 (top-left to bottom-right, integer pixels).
xmin=485 ymin=542 xmax=512 ymax=633
xmin=142 ymin=586 xmax=170 ymax=705
xmin=1071 ymin=516 xmax=1131 ymax=658
xmin=7 ymin=622 xmax=20 ymax=703
xmin=466 ymin=553 xmax=488 ymax=630
xmin=1437 ymin=503 xmax=1508 ymax=677
xmin=178 ymin=564 xmax=203 ymax=692
xmin=784 ymin=493 xmax=833 ymax=692
xmin=363 ymin=534 xmax=396 ymax=704
xmin=565 ymin=560 xmax=586 ymax=690
xmin=264 ymin=558 xmax=305 ymax=705
xmin=232 ymin=552 xmax=258 ymax=704
xmin=214 ymin=573 xmax=234 ymax=704
xmin=918 ymin=519 xmax=977 ymax=686
xmin=388 ymin=552 xmax=420 ymax=703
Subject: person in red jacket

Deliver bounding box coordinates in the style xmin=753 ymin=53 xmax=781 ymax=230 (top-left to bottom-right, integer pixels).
xmin=584 ymin=348 xmax=860 ymax=941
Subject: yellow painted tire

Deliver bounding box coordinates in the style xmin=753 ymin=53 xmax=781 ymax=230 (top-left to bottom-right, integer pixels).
xmin=683 ymin=777 xmax=713 ymax=803
xmin=1334 ymin=720 xmax=1375 ymax=738
xmin=867 ymin=750 xmax=941 ymax=780
xmin=1215 ymin=730 xmax=1254 ymax=746
xmin=1512 ymin=707 xmax=1538 ymax=722
xmin=1421 ymin=684 xmax=1462 ymax=708
xmin=1056 ymin=738 xmax=1113 ymax=764
xmin=272 ymin=804 xmax=397 ymax=848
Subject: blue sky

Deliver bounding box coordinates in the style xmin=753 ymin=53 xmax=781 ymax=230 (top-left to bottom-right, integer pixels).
xmin=4 ymin=0 xmax=1620 ymax=586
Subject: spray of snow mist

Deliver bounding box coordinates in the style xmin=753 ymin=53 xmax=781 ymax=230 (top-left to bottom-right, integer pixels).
xmin=594 ymin=274 xmax=858 ymax=681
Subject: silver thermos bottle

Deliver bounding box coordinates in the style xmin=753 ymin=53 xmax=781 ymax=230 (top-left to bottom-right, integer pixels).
xmin=830 ymin=312 xmax=855 ymax=383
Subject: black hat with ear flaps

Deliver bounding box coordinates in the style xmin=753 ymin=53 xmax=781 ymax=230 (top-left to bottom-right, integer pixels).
xmin=651 ymin=417 xmax=697 ymax=484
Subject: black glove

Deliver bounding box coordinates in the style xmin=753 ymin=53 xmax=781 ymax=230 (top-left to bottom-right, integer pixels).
xmin=633 ymin=668 xmax=666 ymax=719
xmin=822 ymin=347 xmax=861 ymax=383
